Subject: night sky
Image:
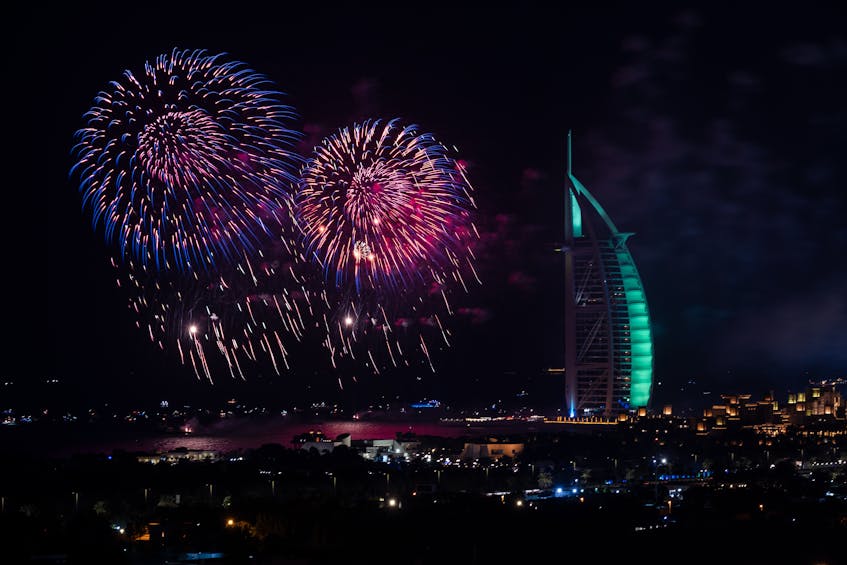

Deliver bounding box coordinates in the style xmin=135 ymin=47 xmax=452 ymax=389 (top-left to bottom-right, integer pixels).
xmin=8 ymin=2 xmax=847 ymax=411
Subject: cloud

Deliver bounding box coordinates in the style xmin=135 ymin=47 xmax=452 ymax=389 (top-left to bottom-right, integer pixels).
xmin=507 ymin=271 xmax=536 ymax=292
xmin=456 ymin=307 xmax=492 ymax=324
xmin=581 ymin=10 xmax=847 ymax=382
xmin=721 ymin=280 xmax=847 ymax=370
xmin=781 ymin=40 xmax=847 ymax=67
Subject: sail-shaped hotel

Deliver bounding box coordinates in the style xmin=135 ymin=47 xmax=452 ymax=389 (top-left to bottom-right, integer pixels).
xmin=563 ymin=133 xmax=654 ymax=417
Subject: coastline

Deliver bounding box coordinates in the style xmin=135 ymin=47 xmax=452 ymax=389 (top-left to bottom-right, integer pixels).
xmin=0 ymin=414 xmax=551 ymax=459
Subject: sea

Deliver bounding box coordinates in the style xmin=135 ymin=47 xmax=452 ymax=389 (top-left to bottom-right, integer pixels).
xmin=0 ymin=415 xmax=546 ymax=459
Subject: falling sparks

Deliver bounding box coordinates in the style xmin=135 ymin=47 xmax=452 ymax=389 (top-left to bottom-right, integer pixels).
xmin=296 ymin=119 xmax=480 ymax=373
xmin=73 ymin=48 xmax=320 ymax=383
xmin=72 ymin=55 xmax=484 ymax=386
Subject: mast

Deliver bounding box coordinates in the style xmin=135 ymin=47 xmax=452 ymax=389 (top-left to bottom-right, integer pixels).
xmin=564 ymin=131 xmax=577 ymax=418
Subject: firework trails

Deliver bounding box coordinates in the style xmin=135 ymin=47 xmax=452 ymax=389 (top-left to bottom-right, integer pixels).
xmin=297 ymin=119 xmax=480 ymax=373
xmin=71 ymin=48 xmax=301 ymax=272
xmin=70 ymin=48 xmax=313 ymax=383
xmin=112 ymin=239 xmax=318 ymax=384
xmin=72 ymin=52 xmax=481 ymax=384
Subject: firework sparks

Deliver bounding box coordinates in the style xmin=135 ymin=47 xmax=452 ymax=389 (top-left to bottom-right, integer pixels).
xmin=73 ymin=48 xmax=315 ymax=383
xmin=71 ymin=48 xmax=301 ymax=272
xmin=115 ymin=245 xmax=317 ymax=383
xmin=298 ymin=119 xmax=475 ymax=292
xmin=297 ymin=119 xmax=479 ymax=373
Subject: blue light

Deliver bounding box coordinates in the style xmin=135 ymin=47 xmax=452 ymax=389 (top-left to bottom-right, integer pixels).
xmin=179 ymin=553 xmax=224 ymax=561
xmin=556 ymin=487 xmax=563 ymax=494
xmin=411 ymin=399 xmax=441 ymax=409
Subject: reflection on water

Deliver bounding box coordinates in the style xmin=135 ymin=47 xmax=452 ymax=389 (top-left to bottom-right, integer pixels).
xmin=6 ymin=417 xmax=540 ymax=458
xmin=142 ymin=419 xmax=529 ymax=455
xmin=145 ymin=420 xmax=451 ymax=455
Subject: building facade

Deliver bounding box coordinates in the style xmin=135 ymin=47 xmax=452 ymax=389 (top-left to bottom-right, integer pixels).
xmin=563 ymin=133 xmax=654 ymax=417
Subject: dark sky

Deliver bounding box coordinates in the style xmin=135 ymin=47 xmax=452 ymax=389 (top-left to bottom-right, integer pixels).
xmin=7 ymin=2 xmax=847 ymax=411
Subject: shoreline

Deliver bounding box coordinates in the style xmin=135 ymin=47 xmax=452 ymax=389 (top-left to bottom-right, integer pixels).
xmin=0 ymin=414 xmax=558 ymax=459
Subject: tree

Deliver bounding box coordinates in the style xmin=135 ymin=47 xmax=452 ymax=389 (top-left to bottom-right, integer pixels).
xmin=537 ymin=471 xmax=553 ymax=489
xmin=93 ymin=500 xmax=109 ymax=516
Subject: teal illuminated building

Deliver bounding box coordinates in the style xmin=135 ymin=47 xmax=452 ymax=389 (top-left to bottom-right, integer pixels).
xmin=563 ymin=132 xmax=653 ymax=417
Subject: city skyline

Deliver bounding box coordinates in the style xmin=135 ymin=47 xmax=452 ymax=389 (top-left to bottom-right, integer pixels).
xmin=6 ymin=2 xmax=846 ymax=410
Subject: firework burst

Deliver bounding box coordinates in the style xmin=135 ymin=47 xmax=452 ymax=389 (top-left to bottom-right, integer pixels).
xmin=297 ymin=119 xmax=480 ymax=372
xmin=71 ymin=48 xmax=301 ymax=272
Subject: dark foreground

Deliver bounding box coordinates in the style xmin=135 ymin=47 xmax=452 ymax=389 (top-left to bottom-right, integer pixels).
xmin=1 ymin=420 xmax=845 ymax=564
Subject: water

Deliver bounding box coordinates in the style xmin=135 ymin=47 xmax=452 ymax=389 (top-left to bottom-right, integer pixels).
xmin=1 ymin=416 xmax=542 ymax=458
